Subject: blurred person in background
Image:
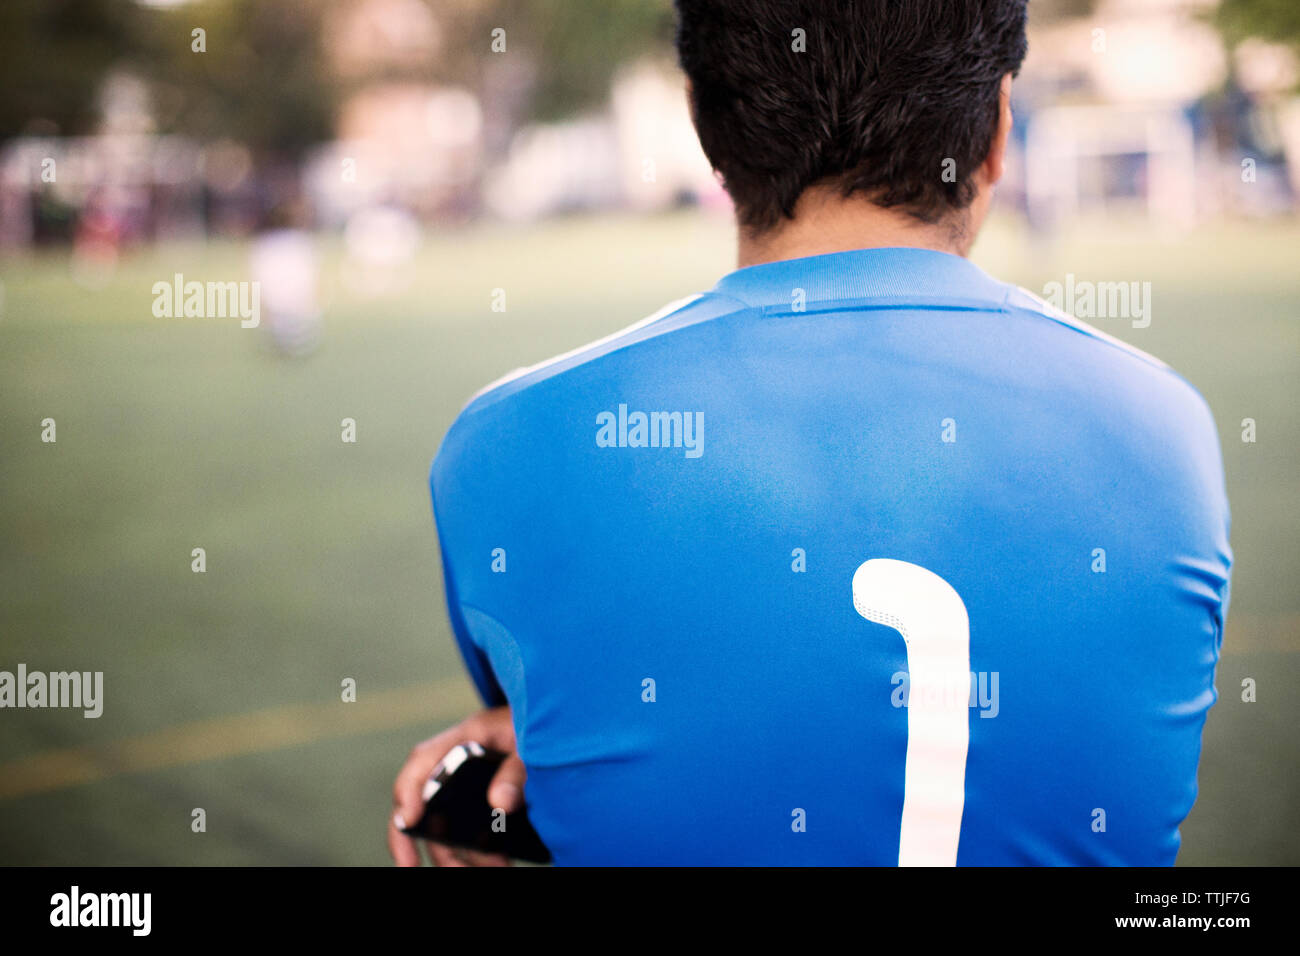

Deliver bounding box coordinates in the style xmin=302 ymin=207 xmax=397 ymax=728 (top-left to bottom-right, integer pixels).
xmin=250 ymin=196 xmax=321 ymax=357
xmin=70 ymin=189 xmax=122 ymax=290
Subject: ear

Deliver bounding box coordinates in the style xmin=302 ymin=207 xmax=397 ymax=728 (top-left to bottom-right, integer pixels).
xmin=979 ymin=73 xmax=1014 ymax=188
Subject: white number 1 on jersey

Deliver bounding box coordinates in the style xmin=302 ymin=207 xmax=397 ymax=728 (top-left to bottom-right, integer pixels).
xmin=852 ymin=558 xmax=971 ymax=866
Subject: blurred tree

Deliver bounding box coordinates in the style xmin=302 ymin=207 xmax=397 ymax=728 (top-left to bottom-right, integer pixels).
xmin=139 ymin=0 xmax=337 ymax=159
xmin=494 ymin=0 xmax=675 ymax=120
xmin=1216 ymin=0 xmax=1300 ymax=49
xmin=0 ymin=0 xmax=339 ymax=157
xmin=1027 ymin=0 xmax=1097 ymax=27
xmin=0 ymin=0 xmax=141 ymax=138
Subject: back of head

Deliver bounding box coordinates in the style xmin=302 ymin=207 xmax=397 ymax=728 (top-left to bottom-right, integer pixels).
xmin=674 ymin=0 xmax=1029 ymax=234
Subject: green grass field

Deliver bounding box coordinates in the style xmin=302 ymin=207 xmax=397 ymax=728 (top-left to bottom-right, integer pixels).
xmin=1 ymin=210 xmax=1296 ymax=865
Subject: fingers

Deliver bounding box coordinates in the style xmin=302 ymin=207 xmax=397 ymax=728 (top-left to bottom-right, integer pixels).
xmin=389 ymin=706 xmax=521 ymax=867
xmin=487 ymin=751 xmax=527 ymax=813
xmin=456 ymin=848 xmax=510 ymax=867
xmin=389 ymin=725 xmax=472 ymax=866
xmin=428 ymin=842 xmax=465 ymax=867
xmin=474 ymin=705 xmax=518 ymax=754
xmin=427 ymin=843 xmax=508 ymax=867
xmin=387 ymin=812 xmax=421 ymax=867
xmin=391 ymin=726 xmax=470 ymax=830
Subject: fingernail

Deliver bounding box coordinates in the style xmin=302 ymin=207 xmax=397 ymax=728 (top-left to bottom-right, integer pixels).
xmin=393 ymin=811 xmax=407 ymax=830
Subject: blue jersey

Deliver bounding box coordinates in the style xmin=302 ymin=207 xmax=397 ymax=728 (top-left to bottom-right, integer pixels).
xmin=430 ymin=247 xmax=1232 ymax=865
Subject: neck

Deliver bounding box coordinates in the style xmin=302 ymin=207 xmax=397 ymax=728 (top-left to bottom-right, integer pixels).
xmin=735 ymin=186 xmax=974 ymax=269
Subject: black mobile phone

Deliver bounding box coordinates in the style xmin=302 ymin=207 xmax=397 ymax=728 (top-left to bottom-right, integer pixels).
xmin=399 ymin=741 xmax=552 ymax=864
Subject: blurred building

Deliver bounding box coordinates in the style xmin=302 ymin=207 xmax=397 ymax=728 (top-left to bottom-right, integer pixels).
xmin=481 ymin=59 xmax=723 ymax=222
xmin=306 ymin=0 xmax=483 ymax=226
xmin=1014 ymin=0 xmax=1297 ymax=225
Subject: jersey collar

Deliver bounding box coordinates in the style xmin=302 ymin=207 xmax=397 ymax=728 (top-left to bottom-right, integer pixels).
xmin=710 ymin=246 xmax=1011 ymax=310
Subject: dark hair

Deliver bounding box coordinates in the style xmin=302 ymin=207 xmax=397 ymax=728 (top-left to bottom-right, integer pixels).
xmin=674 ymin=0 xmax=1028 ymax=232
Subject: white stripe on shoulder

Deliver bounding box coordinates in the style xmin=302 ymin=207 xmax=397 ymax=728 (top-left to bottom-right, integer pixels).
xmin=464 ymin=293 xmax=706 ymax=407
xmin=1012 ymin=286 xmax=1168 ymax=370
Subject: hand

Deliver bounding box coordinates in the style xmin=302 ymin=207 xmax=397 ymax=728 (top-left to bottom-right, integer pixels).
xmin=387 ymin=705 xmax=525 ymax=867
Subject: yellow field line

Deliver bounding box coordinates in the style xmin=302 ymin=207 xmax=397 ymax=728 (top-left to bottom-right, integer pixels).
xmin=0 ymin=678 xmax=477 ymax=800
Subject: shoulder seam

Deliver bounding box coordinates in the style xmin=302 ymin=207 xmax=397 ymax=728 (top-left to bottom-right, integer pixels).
xmin=1010 ymin=285 xmax=1170 ymax=372
xmin=459 ymin=292 xmax=708 ymax=412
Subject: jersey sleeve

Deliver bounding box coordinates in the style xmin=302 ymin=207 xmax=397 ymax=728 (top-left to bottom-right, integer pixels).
xmin=431 ymin=461 xmax=507 ymax=708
